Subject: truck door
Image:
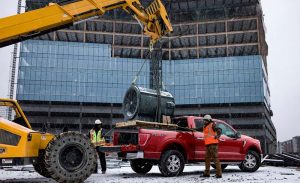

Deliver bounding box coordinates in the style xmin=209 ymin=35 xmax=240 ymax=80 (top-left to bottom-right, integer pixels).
xmin=194 ymin=119 xmax=205 ymax=160
xmin=173 ymin=118 xmax=195 ymax=160
xmin=216 ymin=122 xmax=244 ymax=161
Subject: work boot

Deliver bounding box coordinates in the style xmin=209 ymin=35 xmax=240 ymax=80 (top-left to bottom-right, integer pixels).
xmin=200 ymin=173 xmax=210 ymax=178
xmin=215 ymin=175 xmax=222 ymax=178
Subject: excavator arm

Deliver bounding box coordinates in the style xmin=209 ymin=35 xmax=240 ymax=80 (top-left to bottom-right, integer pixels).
xmin=0 ymin=0 xmax=172 ymax=48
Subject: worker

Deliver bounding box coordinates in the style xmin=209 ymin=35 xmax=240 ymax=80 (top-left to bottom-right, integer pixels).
xmin=201 ymin=114 xmax=222 ymax=178
xmin=89 ymin=119 xmax=107 ymax=174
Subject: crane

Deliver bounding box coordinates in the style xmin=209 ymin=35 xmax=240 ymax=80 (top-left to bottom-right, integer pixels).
xmin=0 ymin=0 xmax=173 ymax=49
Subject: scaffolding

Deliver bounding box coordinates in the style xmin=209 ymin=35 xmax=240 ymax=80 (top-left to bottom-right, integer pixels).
xmin=7 ymin=0 xmax=22 ymax=120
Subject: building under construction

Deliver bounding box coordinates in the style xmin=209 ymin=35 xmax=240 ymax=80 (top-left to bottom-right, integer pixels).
xmin=14 ymin=0 xmax=276 ymax=153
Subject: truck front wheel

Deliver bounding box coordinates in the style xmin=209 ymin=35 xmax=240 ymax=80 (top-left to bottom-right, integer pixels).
xmin=158 ymin=150 xmax=185 ymax=177
xmin=239 ymin=150 xmax=260 ymax=172
xmin=130 ymin=159 xmax=153 ymax=174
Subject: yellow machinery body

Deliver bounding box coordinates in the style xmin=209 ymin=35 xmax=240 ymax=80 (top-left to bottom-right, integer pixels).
xmin=0 ymin=98 xmax=54 ymax=159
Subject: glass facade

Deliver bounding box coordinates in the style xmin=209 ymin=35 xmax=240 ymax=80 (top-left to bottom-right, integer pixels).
xmin=163 ymin=56 xmax=265 ymax=104
xmin=17 ymin=40 xmax=149 ymax=103
xmin=17 ymin=40 xmax=267 ymax=105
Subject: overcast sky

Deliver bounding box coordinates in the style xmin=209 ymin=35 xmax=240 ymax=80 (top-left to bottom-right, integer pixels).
xmin=0 ymin=0 xmax=299 ymax=141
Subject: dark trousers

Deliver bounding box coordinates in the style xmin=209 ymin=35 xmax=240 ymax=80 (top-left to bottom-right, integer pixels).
xmin=95 ymin=147 xmax=106 ymax=172
xmin=204 ymin=144 xmax=222 ymax=176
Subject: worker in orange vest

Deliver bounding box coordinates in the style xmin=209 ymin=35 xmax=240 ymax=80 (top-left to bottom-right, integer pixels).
xmin=89 ymin=119 xmax=106 ymax=174
xmin=202 ymin=114 xmax=222 ymax=178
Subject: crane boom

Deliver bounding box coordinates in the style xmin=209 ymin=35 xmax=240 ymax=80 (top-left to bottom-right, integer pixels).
xmin=0 ymin=0 xmax=173 ymax=48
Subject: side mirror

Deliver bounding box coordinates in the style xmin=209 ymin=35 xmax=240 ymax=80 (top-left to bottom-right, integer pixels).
xmin=236 ymin=132 xmax=241 ymax=139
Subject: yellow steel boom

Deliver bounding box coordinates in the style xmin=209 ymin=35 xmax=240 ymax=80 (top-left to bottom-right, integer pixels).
xmin=0 ymin=0 xmax=173 ymax=48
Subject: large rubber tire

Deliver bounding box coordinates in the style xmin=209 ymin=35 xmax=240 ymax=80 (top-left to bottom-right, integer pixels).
xmin=130 ymin=159 xmax=153 ymax=174
xmin=44 ymin=132 xmax=97 ymax=183
xmin=239 ymin=150 xmax=260 ymax=172
xmin=32 ymin=150 xmax=51 ymax=178
xmin=211 ymin=164 xmax=228 ymax=170
xmin=158 ymin=150 xmax=185 ymax=177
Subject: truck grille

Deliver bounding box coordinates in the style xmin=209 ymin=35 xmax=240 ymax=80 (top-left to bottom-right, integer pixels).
xmin=0 ymin=129 xmax=21 ymax=146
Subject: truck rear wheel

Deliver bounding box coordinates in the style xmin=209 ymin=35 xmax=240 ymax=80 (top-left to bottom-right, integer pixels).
xmin=33 ymin=150 xmax=51 ymax=178
xmin=158 ymin=150 xmax=185 ymax=177
xmin=44 ymin=132 xmax=97 ymax=183
xmin=239 ymin=150 xmax=260 ymax=172
xmin=130 ymin=159 xmax=153 ymax=174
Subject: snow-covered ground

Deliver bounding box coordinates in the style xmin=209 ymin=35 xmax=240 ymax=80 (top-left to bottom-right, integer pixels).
xmin=0 ymin=165 xmax=299 ymax=183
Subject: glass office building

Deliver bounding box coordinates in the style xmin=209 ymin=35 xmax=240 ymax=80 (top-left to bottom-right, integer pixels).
xmin=18 ymin=41 xmax=266 ymax=105
xmin=16 ymin=0 xmax=276 ymax=153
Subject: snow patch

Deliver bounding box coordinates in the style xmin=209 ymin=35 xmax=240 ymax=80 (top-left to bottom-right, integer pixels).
xmin=0 ymin=165 xmax=300 ymax=183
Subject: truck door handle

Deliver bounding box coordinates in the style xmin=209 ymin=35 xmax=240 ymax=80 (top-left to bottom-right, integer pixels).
xmin=197 ymin=137 xmax=204 ymax=140
xmin=219 ymin=138 xmax=226 ymax=142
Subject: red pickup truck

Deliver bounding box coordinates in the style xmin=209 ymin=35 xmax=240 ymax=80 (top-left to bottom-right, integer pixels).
xmin=104 ymin=116 xmax=262 ymax=177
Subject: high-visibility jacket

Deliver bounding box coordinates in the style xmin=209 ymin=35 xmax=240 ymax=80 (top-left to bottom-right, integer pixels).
xmin=203 ymin=122 xmax=219 ymax=146
xmin=90 ymin=129 xmax=105 ymax=146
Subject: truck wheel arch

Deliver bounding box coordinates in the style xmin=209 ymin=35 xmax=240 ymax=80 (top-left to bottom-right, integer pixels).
xmin=245 ymin=146 xmax=261 ymax=159
xmin=161 ymin=143 xmax=187 ymax=162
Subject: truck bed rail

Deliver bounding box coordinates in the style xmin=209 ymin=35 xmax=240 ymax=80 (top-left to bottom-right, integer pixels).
xmin=116 ymin=120 xmax=178 ymax=130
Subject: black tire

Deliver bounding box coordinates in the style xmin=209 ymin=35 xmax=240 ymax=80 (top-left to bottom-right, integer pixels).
xmin=33 ymin=150 xmax=51 ymax=178
xmin=130 ymin=159 xmax=153 ymax=174
xmin=158 ymin=150 xmax=185 ymax=177
xmin=211 ymin=164 xmax=228 ymax=170
xmin=44 ymin=132 xmax=97 ymax=183
xmin=239 ymin=150 xmax=261 ymax=172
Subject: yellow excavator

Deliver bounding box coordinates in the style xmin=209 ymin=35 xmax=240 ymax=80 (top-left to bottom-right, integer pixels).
xmin=0 ymin=0 xmax=172 ymax=182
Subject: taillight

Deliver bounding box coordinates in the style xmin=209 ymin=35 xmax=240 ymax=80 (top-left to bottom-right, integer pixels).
xmin=139 ymin=133 xmax=150 ymax=146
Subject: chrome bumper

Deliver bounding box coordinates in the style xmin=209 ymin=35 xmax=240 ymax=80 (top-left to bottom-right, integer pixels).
xmin=126 ymin=151 xmax=144 ymax=159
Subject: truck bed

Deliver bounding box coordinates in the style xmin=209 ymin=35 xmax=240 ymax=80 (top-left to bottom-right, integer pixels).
xmin=115 ymin=120 xmax=178 ymax=130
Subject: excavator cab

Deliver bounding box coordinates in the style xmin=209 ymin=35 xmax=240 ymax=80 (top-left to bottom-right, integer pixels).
xmin=0 ymin=99 xmax=51 ymax=161
xmin=0 ymin=99 xmax=30 ymax=129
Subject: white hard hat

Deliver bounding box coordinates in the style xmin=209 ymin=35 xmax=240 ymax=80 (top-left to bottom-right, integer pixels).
xmin=203 ymin=115 xmax=212 ymax=121
xmin=95 ymin=119 xmax=102 ymax=124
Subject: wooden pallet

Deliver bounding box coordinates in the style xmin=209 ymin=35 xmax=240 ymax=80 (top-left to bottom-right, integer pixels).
xmin=115 ymin=120 xmax=178 ymax=130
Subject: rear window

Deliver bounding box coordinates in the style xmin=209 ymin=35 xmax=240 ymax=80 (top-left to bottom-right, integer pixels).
xmin=194 ymin=119 xmax=204 ymax=132
xmin=172 ymin=118 xmax=188 ymax=128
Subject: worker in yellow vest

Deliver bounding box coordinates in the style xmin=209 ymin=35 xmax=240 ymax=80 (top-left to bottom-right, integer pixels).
xmin=202 ymin=114 xmax=222 ymax=178
xmin=89 ymin=119 xmax=106 ymax=174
